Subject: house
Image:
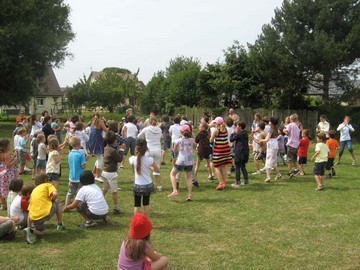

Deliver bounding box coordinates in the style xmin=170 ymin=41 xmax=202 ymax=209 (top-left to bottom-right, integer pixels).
xmin=0 ymin=67 xmax=65 ymax=116
xmin=29 ymin=67 xmax=65 ymax=115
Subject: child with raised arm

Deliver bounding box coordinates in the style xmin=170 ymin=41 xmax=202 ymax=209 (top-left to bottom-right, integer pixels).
xmin=64 ymin=170 xmax=109 ymax=227
xmin=25 ymin=173 xmax=64 ymax=244
xmin=167 ymin=125 xmax=196 ymax=200
xmin=297 ymin=129 xmax=311 ymax=176
xmin=118 ymin=213 xmax=170 ymax=270
xmin=230 ymin=121 xmax=249 ymax=187
xmin=336 ymin=116 xmax=356 ymax=165
xmin=326 ymin=130 xmax=339 ymax=178
xmin=130 ymin=139 xmax=160 ymax=216
xmin=65 ymin=136 xmax=86 ymax=206
xmin=101 ymin=131 xmax=124 ymax=215
xmin=46 ymin=138 xmax=64 ymax=189
xmin=311 ymin=133 xmax=329 ymax=191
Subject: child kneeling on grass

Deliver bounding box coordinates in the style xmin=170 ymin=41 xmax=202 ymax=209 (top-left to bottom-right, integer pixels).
xmin=118 ymin=213 xmax=169 ymax=270
xmin=25 ymin=173 xmax=64 ymax=244
xmin=64 ymin=170 xmax=109 ymax=227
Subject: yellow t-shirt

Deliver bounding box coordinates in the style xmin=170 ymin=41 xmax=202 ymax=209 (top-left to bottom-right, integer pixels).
xmin=29 ymin=183 xmax=57 ymax=220
xmin=315 ymin=142 xmax=329 ymax=163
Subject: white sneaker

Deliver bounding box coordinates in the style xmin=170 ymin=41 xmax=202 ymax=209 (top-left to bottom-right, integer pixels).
xmin=352 ymin=160 xmax=356 ymax=166
xmin=24 ymin=167 xmax=32 ymax=172
xmin=157 ymin=186 xmax=162 ymax=192
xmin=252 ymin=171 xmax=261 ymax=175
xmin=259 ymin=167 xmax=266 ymax=172
xmin=265 ymin=177 xmax=271 ymax=183
xmin=95 ymin=177 xmax=103 ymax=183
xmin=275 ymin=173 xmax=282 ymax=180
xmin=231 ymin=183 xmax=240 ymax=189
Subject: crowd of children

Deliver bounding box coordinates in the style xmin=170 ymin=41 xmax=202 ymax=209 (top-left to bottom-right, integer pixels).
xmin=0 ymin=109 xmax=357 ymax=270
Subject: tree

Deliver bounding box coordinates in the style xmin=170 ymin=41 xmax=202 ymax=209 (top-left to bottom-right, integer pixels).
xmin=269 ymin=0 xmax=360 ymax=104
xmin=0 ymin=0 xmax=74 ymax=106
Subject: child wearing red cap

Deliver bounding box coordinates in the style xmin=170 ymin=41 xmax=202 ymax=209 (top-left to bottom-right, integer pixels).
xmin=118 ymin=213 xmax=169 ymax=270
xmin=167 ymin=124 xmax=196 ymax=201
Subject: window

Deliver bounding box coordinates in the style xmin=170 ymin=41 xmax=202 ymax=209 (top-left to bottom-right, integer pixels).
xmin=36 ymin=98 xmax=45 ymax=106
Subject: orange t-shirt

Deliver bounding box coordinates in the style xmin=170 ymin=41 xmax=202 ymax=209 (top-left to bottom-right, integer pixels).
xmin=326 ymin=138 xmax=339 ymax=158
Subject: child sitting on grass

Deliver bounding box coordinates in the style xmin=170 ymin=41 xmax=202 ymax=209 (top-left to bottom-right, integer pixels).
xmin=117 ymin=213 xmax=170 ymax=270
xmin=25 ymin=173 xmax=64 ymax=244
xmin=64 ymin=170 xmax=109 ymax=227
xmin=0 ymin=215 xmax=19 ymax=241
xmin=311 ymin=133 xmax=329 ymax=191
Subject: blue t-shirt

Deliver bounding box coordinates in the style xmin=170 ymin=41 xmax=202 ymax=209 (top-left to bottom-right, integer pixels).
xmin=17 ymin=137 xmax=26 ymax=152
xmin=68 ymin=149 xmax=86 ymax=182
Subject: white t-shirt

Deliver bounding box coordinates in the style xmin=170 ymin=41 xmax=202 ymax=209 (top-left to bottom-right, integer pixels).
xmin=13 ymin=134 xmax=21 ymax=150
xmin=124 ymin=123 xmax=138 ymax=139
xmin=75 ymin=130 xmax=89 ymax=151
xmin=129 ymin=155 xmax=154 ymax=186
xmin=226 ymin=126 xmax=234 ymax=147
xmin=75 ymin=184 xmax=108 ymax=215
xmin=37 ymin=142 xmax=47 ymax=160
xmin=10 ymin=195 xmax=25 ymax=224
xmin=169 ymin=124 xmax=181 ymax=144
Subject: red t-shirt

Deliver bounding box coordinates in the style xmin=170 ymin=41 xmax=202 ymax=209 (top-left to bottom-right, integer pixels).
xmin=298 ymin=137 xmax=310 ymax=158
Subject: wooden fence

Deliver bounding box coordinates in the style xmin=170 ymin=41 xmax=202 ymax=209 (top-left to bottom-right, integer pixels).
xmin=175 ymin=107 xmax=319 ymax=139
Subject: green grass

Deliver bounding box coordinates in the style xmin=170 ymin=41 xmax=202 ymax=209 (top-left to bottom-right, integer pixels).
xmin=0 ymin=119 xmax=359 ymax=270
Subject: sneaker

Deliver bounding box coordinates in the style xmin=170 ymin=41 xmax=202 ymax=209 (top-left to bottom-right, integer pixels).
xmin=275 ymin=173 xmax=282 ymax=180
xmin=113 ymin=209 xmax=121 ymax=215
xmin=252 ymin=171 xmax=261 ymax=175
xmin=264 ymin=177 xmax=271 ymax=183
xmin=95 ymin=177 xmax=103 ymax=183
xmin=167 ymin=191 xmax=179 ymax=198
xmin=242 ymin=181 xmax=249 ymax=185
xmin=293 ymin=169 xmax=300 ymax=175
xmin=331 ymin=168 xmax=336 ymax=176
xmin=80 ymin=220 xmax=95 ymax=228
xmin=157 ymin=186 xmax=163 ymax=192
xmin=259 ymin=167 xmax=266 ymax=172
xmin=231 ymin=183 xmax=240 ymax=189
xmin=23 ymin=227 xmax=34 ymax=244
xmin=315 ymin=186 xmax=324 ymax=191
xmin=334 ymin=162 xmax=339 ymax=166
xmin=57 ymin=222 xmax=65 ymax=230
xmin=186 ymin=195 xmax=192 ymax=201
xmin=24 ymin=167 xmax=32 ymax=172
xmin=208 ymin=176 xmax=214 ymax=182
xmin=352 ymin=160 xmax=356 ymax=166
xmin=192 ymin=180 xmax=199 ymax=188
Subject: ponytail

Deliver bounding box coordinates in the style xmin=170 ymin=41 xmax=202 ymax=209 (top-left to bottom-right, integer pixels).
xmin=135 ymin=139 xmax=148 ymax=175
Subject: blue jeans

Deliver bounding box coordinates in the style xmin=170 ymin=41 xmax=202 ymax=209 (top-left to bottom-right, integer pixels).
xmin=339 ymin=140 xmax=353 ymax=157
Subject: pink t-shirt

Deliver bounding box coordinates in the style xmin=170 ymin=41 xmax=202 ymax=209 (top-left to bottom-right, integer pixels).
xmin=286 ymin=122 xmax=300 ymax=148
xmin=118 ymin=240 xmax=151 ymax=270
xmin=175 ymin=137 xmax=195 ymax=166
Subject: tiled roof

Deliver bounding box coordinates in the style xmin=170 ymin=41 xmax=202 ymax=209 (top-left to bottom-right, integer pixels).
xmin=36 ymin=67 xmax=63 ymax=97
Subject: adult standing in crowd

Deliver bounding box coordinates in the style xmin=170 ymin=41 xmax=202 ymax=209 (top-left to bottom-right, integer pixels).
xmin=89 ymin=113 xmax=108 ymax=181
xmin=42 ymin=116 xmax=54 ymax=145
xmin=336 ymin=116 xmax=356 ymax=166
xmin=228 ymin=108 xmax=240 ymax=123
xmin=317 ymin=114 xmax=330 ymax=138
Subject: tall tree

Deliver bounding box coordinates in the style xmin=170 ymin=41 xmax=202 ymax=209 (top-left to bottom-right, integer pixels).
xmin=270 ymin=0 xmax=360 ymax=104
xmin=0 ymin=0 xmax=74 ymax=106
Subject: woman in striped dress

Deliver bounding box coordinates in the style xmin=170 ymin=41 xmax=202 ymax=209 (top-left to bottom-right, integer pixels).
xmin=210 ymin=117 xmax=233 ymax=190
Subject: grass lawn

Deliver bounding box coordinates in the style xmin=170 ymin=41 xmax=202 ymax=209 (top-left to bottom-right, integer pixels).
xmin=0 ymin=119 xmax=359 ymax=270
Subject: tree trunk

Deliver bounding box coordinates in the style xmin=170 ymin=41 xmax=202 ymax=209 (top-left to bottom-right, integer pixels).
xmin=322 ymin=72 xmax=330 ymax=105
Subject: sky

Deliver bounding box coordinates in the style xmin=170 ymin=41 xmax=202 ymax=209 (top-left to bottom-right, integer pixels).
xmin=54 ymin=0 xmax=284 ymax=87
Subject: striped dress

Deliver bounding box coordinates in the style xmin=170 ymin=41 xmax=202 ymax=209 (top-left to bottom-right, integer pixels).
xmin=212 ymin=130 xmax=232 ymax=167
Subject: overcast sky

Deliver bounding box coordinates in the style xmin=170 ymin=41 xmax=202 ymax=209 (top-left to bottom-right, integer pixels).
xmin=54 ymin=0 xmax=284 ymax=87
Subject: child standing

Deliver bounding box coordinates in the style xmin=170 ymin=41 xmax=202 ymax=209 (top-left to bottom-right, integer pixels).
xmin=336 ymin=116 xmax=356 ymax=165
xmin=46 ymin=138 xmax=63 ymax=189
xmin=25 ymin=173 xmax=64 ymax=244
xmin=74 ymin=122 xmax=89 ymax=156
xmin=251 ymin=122 xmax=267 ymax=175
xmin=15 ymin=128 xmax=29 ymax=175
xmin=194 ymin=122 xmax=213 ymax=181
xmin=230 ymin=121 xmax=249 ymax=187
xmin=129 ymin=139 xmax=159 ymax=216
xmin=36 ymin=133 xmax=47 ymax=175
xmin=277 ymin=128 xmax=286 ymax=166
xmin=297 ymin=129 xmax=311 ymax=176
xmin=101 ymin=131 xmax=124 ymax=215
xmin=30 ymin=131 xmax=42 ymax=179
xmin=326 ymin=130 xmax=339 ymax=178
xmin=283 ymin=114 xmax=301 ymax=178
xmin=117 ymin=213 xmax=170 ymax=270
xmin=311 ymin=133 xmax=329 ymax=191
xmin=0 ymin=138 xmax=19 ymax=210
xmin=167 ymin=125 xmax=196 ymax=200
xmin=64 ymin=170 xmax=109 ymax=227
xmin=65 ymin=136 xmax=86 ymax=206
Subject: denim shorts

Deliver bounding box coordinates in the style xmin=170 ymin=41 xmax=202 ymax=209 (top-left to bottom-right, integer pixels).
xmin=174 ymin=164 xmax=193 ymax=172
xmin=36 ymin=159 xmax=46 ymax=169
xmin=313 ymin=162 xmax=326 ymax=176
